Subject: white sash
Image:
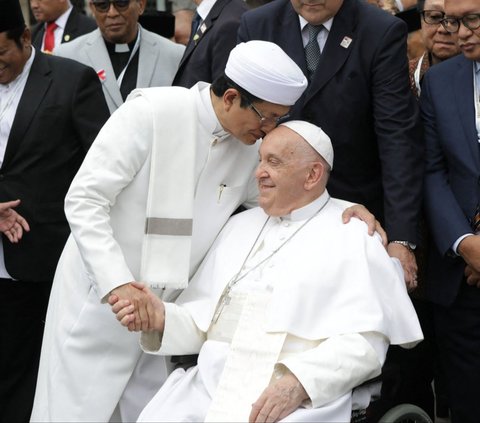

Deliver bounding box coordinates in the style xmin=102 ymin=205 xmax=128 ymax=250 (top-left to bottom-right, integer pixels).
xmin=206 ymin=292 xmax=287 ymax=422
xmin=128 ymin=87 xmax=197 ymax=289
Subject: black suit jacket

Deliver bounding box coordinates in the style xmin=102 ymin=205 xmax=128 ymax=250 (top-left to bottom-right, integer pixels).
xmin=238 ymin=0 xmax=423 ymax=242
xmin=173 ymin=0 xmax=248 ymax=88
xmin=31 ymin=8 xmax=97 ymax=51
xmin=0 ymin=52 xmax=109 ymax=282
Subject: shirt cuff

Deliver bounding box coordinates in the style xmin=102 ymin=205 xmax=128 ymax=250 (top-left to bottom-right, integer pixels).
xmin=140 ymin=302 xmax=205 ymax=356
xmin=452 ymin=233 xmax=474 ymax=255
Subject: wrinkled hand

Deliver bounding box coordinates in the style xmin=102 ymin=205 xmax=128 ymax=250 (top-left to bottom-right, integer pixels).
xmin=342 ymin=204 xmax=387 ymax=246
xmin=465 ymin=265 xmax=480 ymax=288
xmin=249 ymin=372 xmax=308 ymax=423
xmin=0 ymin=199 xmax=30 ymax=243
xmin=387 ymin=243 xmax=418 ymax=291
xmin=108 ymin=282 xmax=164 ymax=332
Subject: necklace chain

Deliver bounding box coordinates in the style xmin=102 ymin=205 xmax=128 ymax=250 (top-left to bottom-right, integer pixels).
xmin=212 ymin=197 xmax=330 ymax=323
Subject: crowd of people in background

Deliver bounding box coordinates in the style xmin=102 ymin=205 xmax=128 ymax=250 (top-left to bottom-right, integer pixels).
xmin=0 ymin=0 xmax=479 ymax=422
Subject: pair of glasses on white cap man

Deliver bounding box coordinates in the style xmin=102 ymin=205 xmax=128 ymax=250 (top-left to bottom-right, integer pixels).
xmin=248 ymin=100 xmax=291 ymax=127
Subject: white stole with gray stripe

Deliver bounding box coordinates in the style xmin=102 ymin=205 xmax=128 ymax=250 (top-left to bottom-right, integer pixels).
xmin=129 ymin=87 xmax=197 ymax=289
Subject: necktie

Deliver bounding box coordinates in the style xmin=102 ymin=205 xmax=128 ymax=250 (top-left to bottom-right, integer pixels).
xmin=189 ymin=12 xmax=202 ymax=44
xmin=44 ymin=21 xmax=58 ymax=52
xmin=304 ymin=23 xmax=323 ymax=77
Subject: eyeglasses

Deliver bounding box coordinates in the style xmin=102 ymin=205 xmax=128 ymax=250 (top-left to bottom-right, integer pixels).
xmin=421 ymin=10 xmax=445 ymax=25
xmin=91 ymin=0 xmax=131 ymax=13
xmin=441 ymin=13 xmax=480 ymax=33
xmin=248 ymin=102 xmax=290 ymax=127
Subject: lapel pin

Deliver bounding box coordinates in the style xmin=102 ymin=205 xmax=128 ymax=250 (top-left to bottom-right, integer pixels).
xmin=97 ymin=69 xmax=106 ymax=82
xmin=340 ymin=36 xmax=352 ymax=49
xmin=64 ymin=34 xmax=70 ymax=42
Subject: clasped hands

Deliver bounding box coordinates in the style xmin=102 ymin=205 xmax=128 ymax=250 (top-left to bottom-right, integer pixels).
xmin=108 ymin=282 xmax=165 ymax=332
xmin=109 ymin=282 xmax=308 ymax=423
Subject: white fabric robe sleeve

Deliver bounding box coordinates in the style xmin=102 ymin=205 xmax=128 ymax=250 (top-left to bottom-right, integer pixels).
xmin=276 ymin=332 xmax=386 ymax=409
xmin=65 ymin=97 xmax=153 ymax=300
xmin=142 ymin=302 xmax=386 ymax=409
xmin=141 ymin=302 xmax=206 ymax=355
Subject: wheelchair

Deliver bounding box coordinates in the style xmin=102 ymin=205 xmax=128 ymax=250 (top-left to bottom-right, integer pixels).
xmin=351 ymin=403 xmax=433 ymax=423
xmin=378 ymin=404 xmax=433 ymax=422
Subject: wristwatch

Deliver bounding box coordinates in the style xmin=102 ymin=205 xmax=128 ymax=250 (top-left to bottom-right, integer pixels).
xmin=389 ymin=240 xmax=416 ymax=251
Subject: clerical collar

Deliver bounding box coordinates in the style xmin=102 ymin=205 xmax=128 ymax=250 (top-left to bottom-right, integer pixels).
xmin=279 ymin=190 xmax=330 ymax=222
xmin=195 ymin=81 xmax=230 ymax=142
xmin=104 ymin=35 xmax=137 ymax=54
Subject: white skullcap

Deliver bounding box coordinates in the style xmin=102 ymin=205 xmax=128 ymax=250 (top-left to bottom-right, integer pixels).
xmin=281 ymin=120 xmax=334 ymax=169
xmin=225 ymin=41 xmax=307 ymax=106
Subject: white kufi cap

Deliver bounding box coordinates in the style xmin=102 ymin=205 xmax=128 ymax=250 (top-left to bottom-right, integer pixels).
xmin=225 ymin=41 xmax=307 ymax=106
xmin=281 ymin=120 xmax=334 ymax=169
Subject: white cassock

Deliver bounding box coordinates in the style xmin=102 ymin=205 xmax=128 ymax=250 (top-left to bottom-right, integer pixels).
xmin=31 ymin=83 xmax=259 ymax=422
xmin=139 ymin=192 xmax=424 ymax=422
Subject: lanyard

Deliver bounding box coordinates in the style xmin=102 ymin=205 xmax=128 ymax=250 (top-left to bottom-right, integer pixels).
xmin=116 ymin=30 xmax=141 ymax=88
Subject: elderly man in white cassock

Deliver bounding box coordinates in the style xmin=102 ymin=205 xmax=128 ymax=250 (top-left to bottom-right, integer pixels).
xmin=111 ymin=121 xmax=424 ymax=423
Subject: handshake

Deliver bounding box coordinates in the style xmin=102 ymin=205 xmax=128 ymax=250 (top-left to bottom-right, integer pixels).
xmin=108 ymin=281 xmax=166 ymax=333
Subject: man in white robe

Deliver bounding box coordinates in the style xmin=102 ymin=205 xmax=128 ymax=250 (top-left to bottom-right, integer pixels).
xmin=111 ymin=121 xmax=424 ymax=422
xmin=31 ymin=41 xmax=310 ymax=423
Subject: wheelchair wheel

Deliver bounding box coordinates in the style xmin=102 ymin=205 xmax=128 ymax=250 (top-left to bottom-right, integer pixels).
xmin=378 ymin=404 xmax=433 ymax=423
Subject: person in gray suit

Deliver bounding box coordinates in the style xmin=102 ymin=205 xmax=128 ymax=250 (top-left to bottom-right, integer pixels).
xmin=56 ymin=0 xmax=184 ymax=113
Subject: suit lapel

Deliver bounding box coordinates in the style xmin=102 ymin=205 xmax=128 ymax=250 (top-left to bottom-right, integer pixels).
xmin=305 ymin=0 xmax=356 ymax=104
xmin=3 ymin=52 xmax=51 ymax=168
xmin=178 ymin=0 xmax=229 ymax=69
xmin=85 ymin=30 xmax=123 ymax=109
xmin=31 ymin=24 xmax=45 ymax=50
xmin=137 ymin=27 xmax=156 ymax=88
xmin=455 ymin=56 xmax=480 ymax=169
xmin=278 ymin=2 xmax=308 ymax=76
xmin=62 ymin=8 xmax=78 ymax=44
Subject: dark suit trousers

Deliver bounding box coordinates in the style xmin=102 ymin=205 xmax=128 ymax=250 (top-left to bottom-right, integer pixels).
xmin=434 ymin=281 xmax=480 ymax=423
xmin=0 ymin=278 xmax=51 ymax=423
